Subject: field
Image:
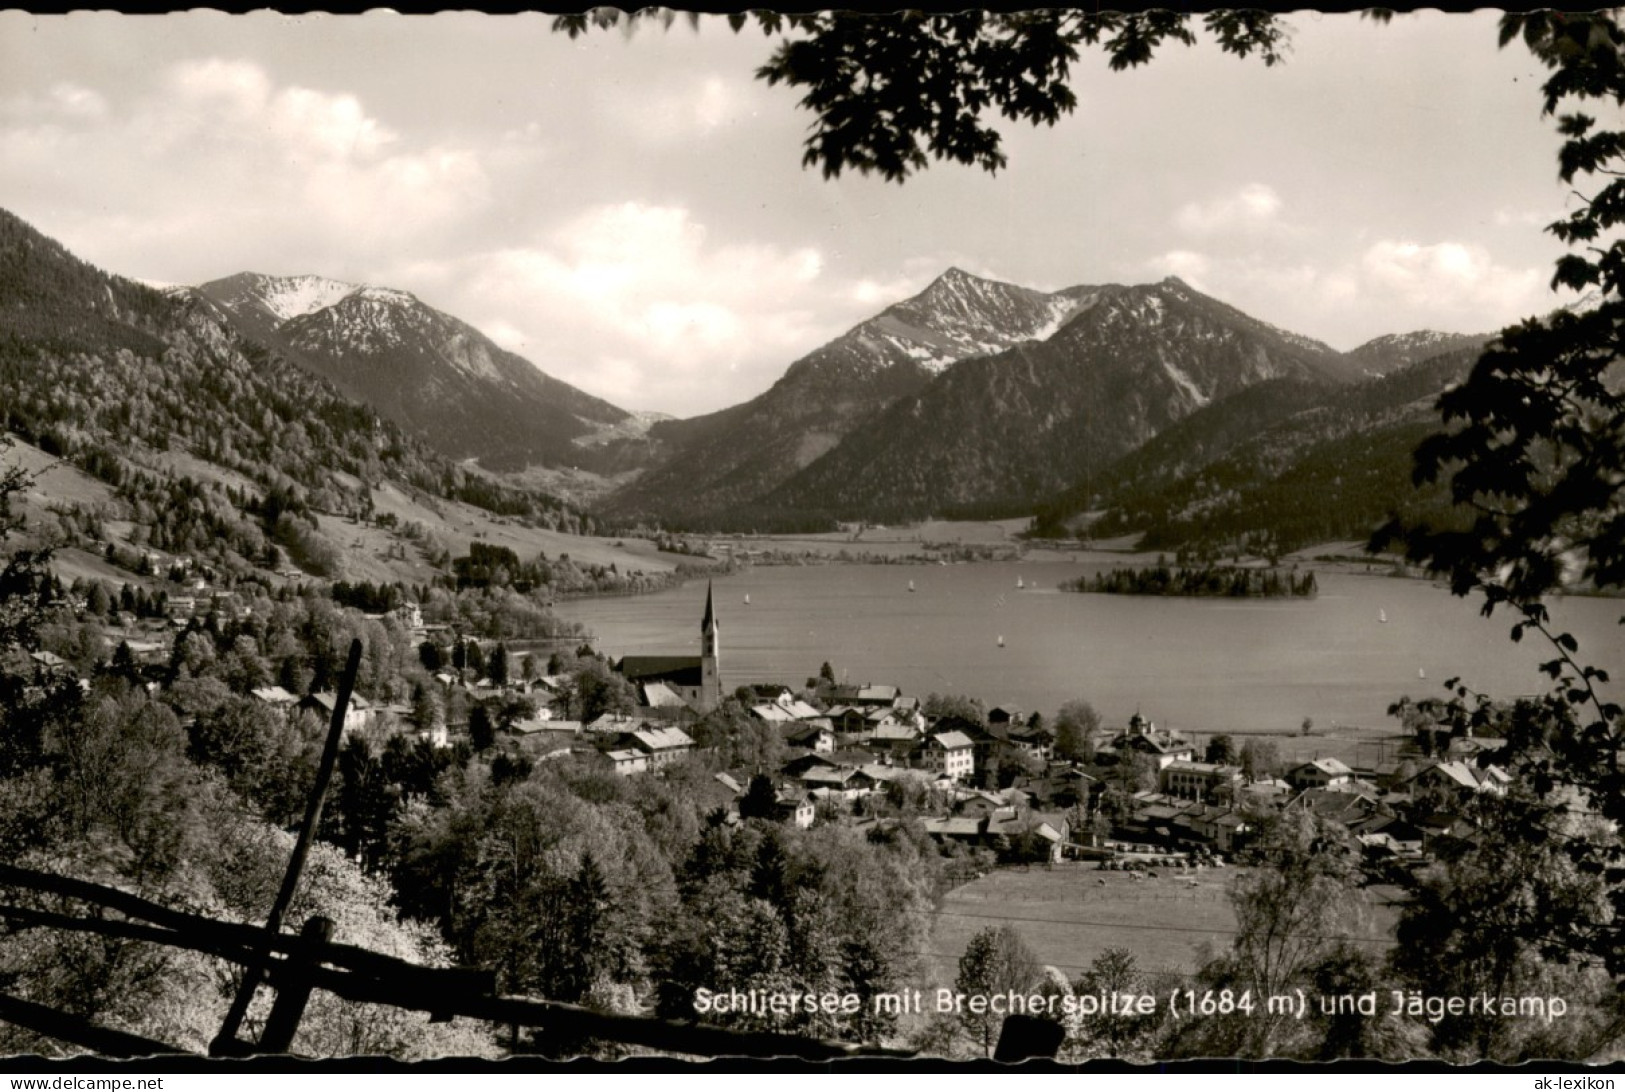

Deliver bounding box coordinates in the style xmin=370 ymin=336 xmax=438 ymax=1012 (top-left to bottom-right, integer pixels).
xmin=928 ymin=862 xmax=1404 ymax=986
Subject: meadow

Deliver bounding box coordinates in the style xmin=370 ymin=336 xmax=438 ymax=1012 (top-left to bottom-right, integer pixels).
xmin=927 ymin=862 xmax=1404 ymax=986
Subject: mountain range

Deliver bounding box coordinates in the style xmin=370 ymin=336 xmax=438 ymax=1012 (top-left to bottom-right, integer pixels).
xmin=0 ymin=204 xmax=1491 ymax=561
xmin=187 ymin=272 xmax=632 ymax=473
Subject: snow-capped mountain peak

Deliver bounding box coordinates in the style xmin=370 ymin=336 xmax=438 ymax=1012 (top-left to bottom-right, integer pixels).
xmin=249 ymin=274 xmax=364 ymax=322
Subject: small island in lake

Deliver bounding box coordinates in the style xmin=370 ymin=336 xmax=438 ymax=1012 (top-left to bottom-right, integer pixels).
xmin=1063 ymin=563 xmax=1319 ymax=598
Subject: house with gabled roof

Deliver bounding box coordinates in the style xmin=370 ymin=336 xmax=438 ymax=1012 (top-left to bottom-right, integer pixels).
xmin=1107 ymin=714 xmax=1195 ymax=768
xmin=1402 ymin=759 xmax=1512 ymax=805
xmin=830 ymin=683 xmax=901 ymax=709
xmin=915 ymin=730 xmax=975 ymax=781
xmin=865 ymin=722 xmax=923 ymax=760
xmin=987 ymin=705 xmax=1024 ymax=729
xmin=750 ymin=701 xmax=797 ymax=724
xmin=787 ymin=723 xmax=836 ymax=754
xmin=773 ymin=788 xmax=816 ymax=829
xmin=1006 ymin=722 xmax=1055 ymax=762
xmin=625 ymin=726 xmax=696 ymax=768
xmin=298 ymin=690 xmax=373 ymax=734
xmin=1286 ymin=757 xmax=1355 ymax=791
xmin=251 ymin=685 xmax=299 ymax=708
xmin=603 ymin=749 xmax=649 ymax=776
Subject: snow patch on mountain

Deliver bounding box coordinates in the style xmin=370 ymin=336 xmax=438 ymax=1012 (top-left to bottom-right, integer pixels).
xmin=256 ymin=275 xmax=361 ymax=322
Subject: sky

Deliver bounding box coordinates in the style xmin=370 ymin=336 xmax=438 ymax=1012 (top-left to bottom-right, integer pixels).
xmin=0 ymin=10 xmax=1583 ymax=418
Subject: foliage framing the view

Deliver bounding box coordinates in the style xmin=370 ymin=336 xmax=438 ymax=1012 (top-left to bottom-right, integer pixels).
xmin=554 ymin=10 xmax=1288 ymax=182
xmin=1373 ymin=11 xmax=1625 ymax=978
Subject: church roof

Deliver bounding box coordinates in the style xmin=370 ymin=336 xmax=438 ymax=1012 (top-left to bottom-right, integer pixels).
xmin=701 ymin=581 xmax=716 ymax=632
xmin=618 ymin=656 xmax=703 ymax=685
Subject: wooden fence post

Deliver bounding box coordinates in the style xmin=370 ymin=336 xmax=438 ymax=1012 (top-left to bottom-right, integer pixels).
xmin=210 ymin=638 xmax=363 ymax=1057
xmin=256 ymin=916 xmax=334 ymax=1055
xmin=992 ymin=1013 xmax=1065 ymax=1063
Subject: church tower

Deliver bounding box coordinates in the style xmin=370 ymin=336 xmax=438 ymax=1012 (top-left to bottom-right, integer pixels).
xmin=699 ymin=581 xmax=721 ymax=711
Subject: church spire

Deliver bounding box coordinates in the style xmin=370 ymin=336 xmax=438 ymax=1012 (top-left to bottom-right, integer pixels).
xmin=699 ymin=581 xmax=720 ymax=712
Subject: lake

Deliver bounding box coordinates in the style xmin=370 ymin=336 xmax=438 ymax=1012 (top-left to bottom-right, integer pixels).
xmin=552 ymin=562 xmax=1623 ymax=741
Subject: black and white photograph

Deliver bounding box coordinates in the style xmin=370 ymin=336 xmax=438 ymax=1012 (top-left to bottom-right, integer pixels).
xmin=0 ymin=6 xmax=1622 ymax=1070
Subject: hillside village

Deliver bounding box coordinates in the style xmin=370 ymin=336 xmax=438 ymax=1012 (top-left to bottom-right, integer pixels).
xmin=57 ymin=571 xmax=1518 ymax=883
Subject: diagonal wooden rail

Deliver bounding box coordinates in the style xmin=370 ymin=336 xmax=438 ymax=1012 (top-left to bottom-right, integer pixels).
xmin=0 ymin=862 xmax=919 ymax=1060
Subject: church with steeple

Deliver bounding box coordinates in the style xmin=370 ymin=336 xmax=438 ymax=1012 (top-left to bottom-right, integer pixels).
xmin=615 ymin=582 xmax=723 ymax=713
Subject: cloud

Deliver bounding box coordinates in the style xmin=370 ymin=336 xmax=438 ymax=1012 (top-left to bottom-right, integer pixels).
xmin=1175 ymin=183 xmax=1283 ymax=235
xmin=0 ymin=57 xmax=490 ymax=274
xmin=1149 ymin=250 xmax=1212 ymax=286
xmin=404 ymin=201 xmax=838 ymax=415
xmin=1147 ymin=238 xmax=1553 ymax=346
xmin=600 ymin=73 xmax=752 ymax=145
xmin=1358 ymin=239 xmax=1545 ymax=318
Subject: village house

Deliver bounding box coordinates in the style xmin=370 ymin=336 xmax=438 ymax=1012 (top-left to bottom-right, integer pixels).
xmin=831 ymin=683 xmax=901 ymax=710
xmin=585 ymin=712 xmax=644 ymax=734
xmin=987 ymin=704 xmax=1024 ymax=729
xmin=1160 ymin=760 xmax=1243 ymax=802
xmin=602 ymin=748 xmax=649 ymax=776
xmin=502 ymin=716 xmax=581 ymax=756
xmin=749 ymin=701 xmax=797 ymax=725
xmin=921 ymin=816 xmax=986 ymax=846
xmin=624 ymin=726 xmax=696 ymax=769
xmin=1402 ymin=759 xmax=1512 ymax=806
xmin=826 ymin=705 xmax=874 ymax=737
xmin=799 ymin=765 xmax=877 ymax=803
xmin=1004 ymin=721 xmax=1055 ymax=763
xmin=783 ymin=752 xmax=840 ymax=779
xmin=1106 ymin=714 xmax=1195 ymax=768
xmin=250 ymin=685 xmax=300 ymax=709
xmin=1167 ymin=803 xmax=1252 ymax=854
xmin=786 ymin=723 xmax=836 ymax=754
xmin=298 ymin=691 xmax=373 ymax=734
xmin=913 ymin=730 xmax=976 ymax=782
xmin=986 ymin=810 xmax=1067 ymax=863
xmin=1286 ymin=757 xmax=1355 ymax=791
xmin=772 ymin=788 xmax=816 ymax=829
xmin=865 ymin=722 xmax=923 ymax=760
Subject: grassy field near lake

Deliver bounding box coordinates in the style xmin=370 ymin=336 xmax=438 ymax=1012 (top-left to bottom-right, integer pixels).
xmin=928 ymin=862 xmax=1404 ymax=986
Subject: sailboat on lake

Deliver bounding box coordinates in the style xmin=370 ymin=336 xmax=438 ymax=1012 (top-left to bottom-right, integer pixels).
xmin=908 ymin=580 xmax=915 ymax=593
xmin=1379 ymin=609 xmax=1388 ymax=624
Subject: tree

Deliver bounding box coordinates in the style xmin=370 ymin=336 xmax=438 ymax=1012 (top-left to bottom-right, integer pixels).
xmin=1368 ymin=11 xmax=1625 ymax=980
xmin=487 ymin=642 xmax=510 ymax=687
xmin=953 ymin=924 xmax=1041 ymax=1057
xmin=566 ymin=658 xmax=637 ymax=723
xmin=1069 ymin=948 xmax=1163 ymax=1060
xmin=1053 ymin=700 xmax=1101 ymax=762
xmin=738 ymin=774 xmax=779 ymax=822
xmin=922 ymin=692 xmax=984 ymax=725
xmin=1204 ymin=734 xmax=1236 ymax=765
xmin=1383 ymin=784 xmax=1622 ymax=1062
xmin=1238 ymin=738 xmax=1281 ymax=782
xmin=1183 ymin=810 xmax=1366 ymax=1057
xmin=555 ymin=11 xmax=1288 ymax=183
xmin=468 ymin=703 xmax=496 ymax=754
